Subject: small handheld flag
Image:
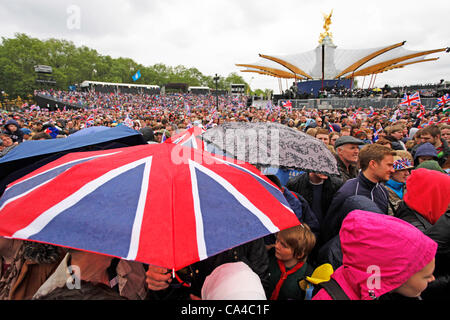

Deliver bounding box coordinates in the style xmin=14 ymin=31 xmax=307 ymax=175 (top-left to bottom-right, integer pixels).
xmin=437 ymin=94 xmax=449 ymax=107
xmin=417 ymin=105 xmax=426 ymax=119
xmin=399 ymin=92 xmax=421 ymax=106
xmin=86 ymin=114 xmax=95 ymax=128
xmin=123 ymin=114 xmax=134 ymax=128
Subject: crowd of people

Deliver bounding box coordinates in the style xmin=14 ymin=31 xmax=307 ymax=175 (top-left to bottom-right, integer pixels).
xmin=280 ymin=82 xmax=448 ymax=100
xmin=34 ymin=89 xmax=249 ymax=111
xmin=0 ymin=89 xmax=449 ymax=301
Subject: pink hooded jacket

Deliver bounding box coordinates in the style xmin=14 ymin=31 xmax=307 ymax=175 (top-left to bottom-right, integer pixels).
xmin=313 ymin=210 xmax=437 ymax=300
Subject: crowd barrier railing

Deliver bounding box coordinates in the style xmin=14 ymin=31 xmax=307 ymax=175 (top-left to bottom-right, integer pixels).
xmin=277 ymin=98 xmax=441 ymax=109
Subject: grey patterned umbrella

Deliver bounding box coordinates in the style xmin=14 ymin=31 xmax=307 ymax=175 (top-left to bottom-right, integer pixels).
xmin=201 ymin=122 xmax=339 ymax=176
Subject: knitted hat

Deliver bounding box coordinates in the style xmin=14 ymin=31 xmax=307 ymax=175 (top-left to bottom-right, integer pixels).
xmin=415 ymin=160 xmax=446 ymax=174
xmin=414 ymin=142 xmax=437 ymax=160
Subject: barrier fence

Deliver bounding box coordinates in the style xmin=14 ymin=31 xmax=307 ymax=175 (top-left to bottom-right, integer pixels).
xmin=277 ymin=98 xmax=441 ymax=110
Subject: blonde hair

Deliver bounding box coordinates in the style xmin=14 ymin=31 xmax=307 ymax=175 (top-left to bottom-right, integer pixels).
xmin=306 ymin=128 xmax=318 ymax=137
xmin=395 ymin=150 xmax=413 ymax=162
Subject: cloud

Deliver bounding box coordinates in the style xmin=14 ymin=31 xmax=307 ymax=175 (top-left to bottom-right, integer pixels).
xmin=0 ymin=0 xmax=449 ymax=92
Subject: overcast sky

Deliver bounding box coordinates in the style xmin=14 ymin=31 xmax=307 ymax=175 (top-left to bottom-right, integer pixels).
xmin=1 ymin=0 xmax=449 ymax=93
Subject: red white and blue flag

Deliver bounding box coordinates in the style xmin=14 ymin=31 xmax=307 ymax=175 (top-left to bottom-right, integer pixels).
xmin=367 ymin=107 xmax=377 ymax=117
xmin=329 ymin=125 xmax=335 ymax=133
xmin=282 ymin=100 xmax=292 ymax=112
xmin=29 ymin=105 xmax=40 ymax=112
xmin=265 ymin=101 xmax=273 ymax=114
xmin=437 ymin=94 xmax=449 ymax=107
xmin=86 ymin=114 xmax=95 ymax=128
xmin=399 ymin=92 xmax=421 ymax=106
xmin=417 ymin=105 xmax=426 ymax=119
xmin=123 ymin=114 xmax=133 ymax=128
xmin=0 ymin=144 xmax=299 ymax=270
xmin=373 ymin=127 xmax=383 ymax=142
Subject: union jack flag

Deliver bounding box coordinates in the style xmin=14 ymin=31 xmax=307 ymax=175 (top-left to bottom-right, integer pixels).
xmin=367 ymin=106 xmax=377 ymax=117
xmin=437 ymin=94 xmax=450 ymax=107
xmin=123 ymin=114 xmax=133 ymax=128
xmin=373 ymin=127 xmax=383 ymax=142
xmin=417 ymin=105 xmax=426 ymax=119
xmin=282 ymin=100 xmax=292 ymax=112
xmin=399 ymin=92 xmax=421 ymax=106
xmin=0 ymin=145 xmax=299 ymax=270
xmin=86 ymin=114 xmax=95 ymax=128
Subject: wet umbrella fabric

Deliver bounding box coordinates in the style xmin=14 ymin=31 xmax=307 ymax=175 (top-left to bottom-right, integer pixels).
xmin=164 ymin=126 xmax=206 ymax=151
xmin=0 ymin=143 xmax=300 ymax=271
xmin=200 ymin=122 xmax=339 ymax=176
xmin=0 ymin=125 xmax=146 ymax=182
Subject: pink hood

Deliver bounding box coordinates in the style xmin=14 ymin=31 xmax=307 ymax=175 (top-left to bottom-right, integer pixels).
xmin=313 ymin=210 xmax=437 ymax=300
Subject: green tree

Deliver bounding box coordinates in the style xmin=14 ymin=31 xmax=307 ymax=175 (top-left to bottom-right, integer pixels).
xmin=0 ymin=33 xmax=251 ymax=98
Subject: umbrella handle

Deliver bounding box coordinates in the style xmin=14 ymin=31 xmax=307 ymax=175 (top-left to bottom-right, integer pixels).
xmin=173 ymin=269 xmax=192 ymax=288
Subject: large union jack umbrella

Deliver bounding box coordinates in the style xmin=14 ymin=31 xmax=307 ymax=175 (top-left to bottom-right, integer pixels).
xmin=0 ymin=144 xmax=299 ymax=271
xmin=164 ymin=126 xmax=206 ymax=151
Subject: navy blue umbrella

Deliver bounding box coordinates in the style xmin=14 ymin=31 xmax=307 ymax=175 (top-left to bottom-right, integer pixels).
xmin=0 ymin=125 xmax=146 ymax=192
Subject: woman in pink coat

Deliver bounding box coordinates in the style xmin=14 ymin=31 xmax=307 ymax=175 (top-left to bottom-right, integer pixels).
xmin=313 ymin=210 xmax=437 ymax=300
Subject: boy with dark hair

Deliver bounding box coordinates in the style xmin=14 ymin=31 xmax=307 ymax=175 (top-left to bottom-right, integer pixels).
xmin=419 ymin=125 xmax=450 ymax=166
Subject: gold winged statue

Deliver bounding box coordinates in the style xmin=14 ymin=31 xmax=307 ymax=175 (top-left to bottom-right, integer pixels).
xmin=319 ymin=9 xmax=333 ymax=44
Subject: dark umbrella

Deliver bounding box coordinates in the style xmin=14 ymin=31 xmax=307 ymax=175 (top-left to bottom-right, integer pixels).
xmin=0 ymin=125 xmax=146 ymax=194
xmin=201 ymin=122 xmax=339 ymax=176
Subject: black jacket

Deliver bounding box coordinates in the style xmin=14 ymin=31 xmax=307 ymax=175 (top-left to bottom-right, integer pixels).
xmin=395 ymin=201 xmax=432 ymax=233
xmin=316 ymin=195 xmax=385 ymax=270
xmin=437 ymin=138 xmax=450 ymax=167
xmin=147 ymin=238 xmax=270 ymax=300
xmin=285 ymin=172 xmax=343 ymax=224
xmin=322 ymin=172 xmax=390 ymax=237
xmin=3 ymin=119 xmax=24 ymax=143
xmin=282 ymin=188 xmax=320 ymax=238
xmin=321 ymin=195 xmax=385 ymax=246
xmin=422 ymin=211 xmax=450 ymax=300
xmin=335 ymin=155 xmax=358 ymax=183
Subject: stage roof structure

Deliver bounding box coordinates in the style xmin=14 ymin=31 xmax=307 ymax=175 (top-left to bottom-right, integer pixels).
xmin=237 ymin=11 xmax=449 ymax=81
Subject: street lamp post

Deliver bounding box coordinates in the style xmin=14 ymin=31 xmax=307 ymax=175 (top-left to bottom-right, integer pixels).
xmin=214 ymin=74 xmax=220 ymax=109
